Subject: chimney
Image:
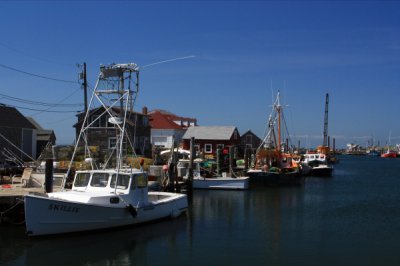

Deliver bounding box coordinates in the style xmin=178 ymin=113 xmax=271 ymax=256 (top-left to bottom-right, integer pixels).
xmin=142 ymin=106 xmax=148 ymax=115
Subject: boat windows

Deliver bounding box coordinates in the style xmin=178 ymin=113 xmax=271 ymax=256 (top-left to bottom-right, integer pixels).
xmin=136 ymin=174 xmax=148 ymax=188
xmin=91 ymin=173 xmax=109 ymax=187
xmin=110 ymin=174 xmax=130 ymax=189
xmin=73 ymin=173 xmax=91 ymax=187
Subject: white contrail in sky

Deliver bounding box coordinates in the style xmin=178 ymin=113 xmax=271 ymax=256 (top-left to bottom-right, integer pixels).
xmin=141 ymin=55 xmax=195 ymax=69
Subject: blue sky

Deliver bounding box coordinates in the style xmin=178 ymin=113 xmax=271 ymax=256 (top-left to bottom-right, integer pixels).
xmin=0 ymin=1 xmax=399 ymax=149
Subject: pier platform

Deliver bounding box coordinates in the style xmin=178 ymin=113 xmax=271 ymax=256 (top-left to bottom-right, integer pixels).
xmin=0 ymin=184 xmax=61 ymax=224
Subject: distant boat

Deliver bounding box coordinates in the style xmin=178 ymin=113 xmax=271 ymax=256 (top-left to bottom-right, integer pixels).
xmin=366 ymin=149 xmax=381 ymax=156
xmin=381 ymin=131 xmax=397 ymax=158
xmin=381 ymin=148 xmax=397 ymax=158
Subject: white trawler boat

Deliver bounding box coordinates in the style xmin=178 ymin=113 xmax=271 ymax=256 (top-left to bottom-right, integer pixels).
xmin=178 ymin=159 xmax=249 ymax=190
xmin=24 ymin=63 xmax=188 ymax=236
xmin=301 ymin=152 xmax=333 ymax=177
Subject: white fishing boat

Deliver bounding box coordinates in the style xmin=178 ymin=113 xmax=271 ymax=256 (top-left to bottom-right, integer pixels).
xmin=25 ymin=169 xmax=187 ymax=236
xmin=192 ymin=176 xmax=249 ymax=190
xmin=178 ymin=160 xmax=249 ymax=190
xmin=301 ymin=152 xmax=333 ymax=177
xmin=24 ymin=63 xmax=188 ymax=236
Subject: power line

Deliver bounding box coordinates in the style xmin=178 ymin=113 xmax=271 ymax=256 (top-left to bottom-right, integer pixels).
xmin=3 ymin=104 xmax=79 ymax=113
xmin=0 ymin=41 xmax=73 ymax=67
xmin=0 ymin=63 xmax=78 ymax=84
xmin=44 ymin=115 xmax=77 ymax=125
xmin=30 ymin=87 xmax=83 ymax=116
xmin=0 ymin=92 xmax=81 ymax=107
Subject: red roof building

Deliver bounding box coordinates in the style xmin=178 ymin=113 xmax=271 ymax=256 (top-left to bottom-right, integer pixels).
xmin=149 ymin=109 xmax=197 ymax=149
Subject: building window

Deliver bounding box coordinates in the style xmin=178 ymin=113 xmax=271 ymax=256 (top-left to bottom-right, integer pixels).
xmin=194 ymin=145 xmax=200 ymax=152
xmin=143 ymin=116 xmax=149 ymax=126
xmin=91 ymin=115 xmax=100 ymax=127
xmin=109 ymin=137 xmax=117 ymax=149
xmin=246 ymin=135 xmax=252 ymax=143
xmin=204 ymin=144 xmax=212 ymax=153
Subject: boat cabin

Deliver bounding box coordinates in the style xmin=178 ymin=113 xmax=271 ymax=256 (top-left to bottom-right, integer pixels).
xmin=303 ymin=153 xmax=327 ymax=162
xmin=70 ymin=170 xmax=149 ymax=206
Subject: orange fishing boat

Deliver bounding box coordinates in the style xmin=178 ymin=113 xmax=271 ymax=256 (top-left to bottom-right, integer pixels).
xmin=247 ymin=91 xmax=302 ymax=186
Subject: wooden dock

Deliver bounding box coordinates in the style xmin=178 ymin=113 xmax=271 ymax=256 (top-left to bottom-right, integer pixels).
xmin=0 ymin=184 xmax=61 ymax=224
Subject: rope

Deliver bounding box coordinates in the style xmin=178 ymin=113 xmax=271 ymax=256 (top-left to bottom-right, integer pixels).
xmin=0 ymin=198 xmax=24 ymax=216
xmin=0 ymin=198 xmax=25 ymax=224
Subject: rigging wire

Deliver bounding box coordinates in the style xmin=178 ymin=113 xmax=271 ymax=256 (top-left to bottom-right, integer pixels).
xmin=0 ymin=63 xmax=78 ymax=84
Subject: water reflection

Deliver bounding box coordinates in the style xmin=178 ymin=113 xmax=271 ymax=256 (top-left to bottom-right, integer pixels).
xmin=4 ymin=157 xmax=400 ymax=266
xmin=190 ymin=188 xmax=306 ymax=265
xmin=1 ymin=217 xmax=187 ymax=266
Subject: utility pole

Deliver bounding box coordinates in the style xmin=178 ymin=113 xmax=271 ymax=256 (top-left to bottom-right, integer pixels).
xmin=83 ymin=62 xmax=88 ymax=113
xmin=78 ymin=62 xmax=88 ymax=113
xmin=78 ymin=63 xmax=88 ymax=161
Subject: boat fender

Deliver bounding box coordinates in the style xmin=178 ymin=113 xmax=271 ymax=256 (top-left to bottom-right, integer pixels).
xmin=127 ymin=204 xmax=138 ymax=218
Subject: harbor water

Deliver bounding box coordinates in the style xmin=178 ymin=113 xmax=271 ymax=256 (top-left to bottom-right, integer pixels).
xmin=1 ymin=155 xmax=400 ymax=266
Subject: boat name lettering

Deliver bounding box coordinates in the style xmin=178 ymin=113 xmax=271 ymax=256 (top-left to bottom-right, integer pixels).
xmin=48 ymin=204 xmax=80 ymax=213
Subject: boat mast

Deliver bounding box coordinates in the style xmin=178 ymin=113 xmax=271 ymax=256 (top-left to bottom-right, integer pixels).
xmin=276 ymin=91 xmax=282 ymax=154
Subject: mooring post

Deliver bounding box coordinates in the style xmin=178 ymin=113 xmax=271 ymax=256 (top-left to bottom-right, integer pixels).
xmin=229 ymin=146 xmax=234 ymax=176
xmin=187 ymin=137 xmax=195 ymax=197
xmin=244 ymin=148 xmax=248 ymax=172
xmin=216 ymin=148 xmax=221 ymax=176
xmin=174 ymin=147 xmax=180 ymax=193
xmin=45 ymin=158 xmax=53 ymax=193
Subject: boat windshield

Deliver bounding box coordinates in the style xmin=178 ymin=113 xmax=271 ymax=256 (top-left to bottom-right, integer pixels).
xmin=110 ymin=174 xmax=130 ymax=189
xmin=90 ymin=173 xmax=109 ymax=187
xmin=74 ymin=172 xmax=91 ymax=187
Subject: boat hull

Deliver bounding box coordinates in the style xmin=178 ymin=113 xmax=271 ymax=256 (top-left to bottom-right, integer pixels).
xmin=192 ymin=176 xmax=249 ymax=190
xmin=248 ymin=169 xmax=303 ymax=186
xmin=310 ymin=166 xmax=333 ymax=177
xmin=24 ymin=192 xmax=188 ymax=236
xmin=381 ymin=152 xmax=397 ymax=158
